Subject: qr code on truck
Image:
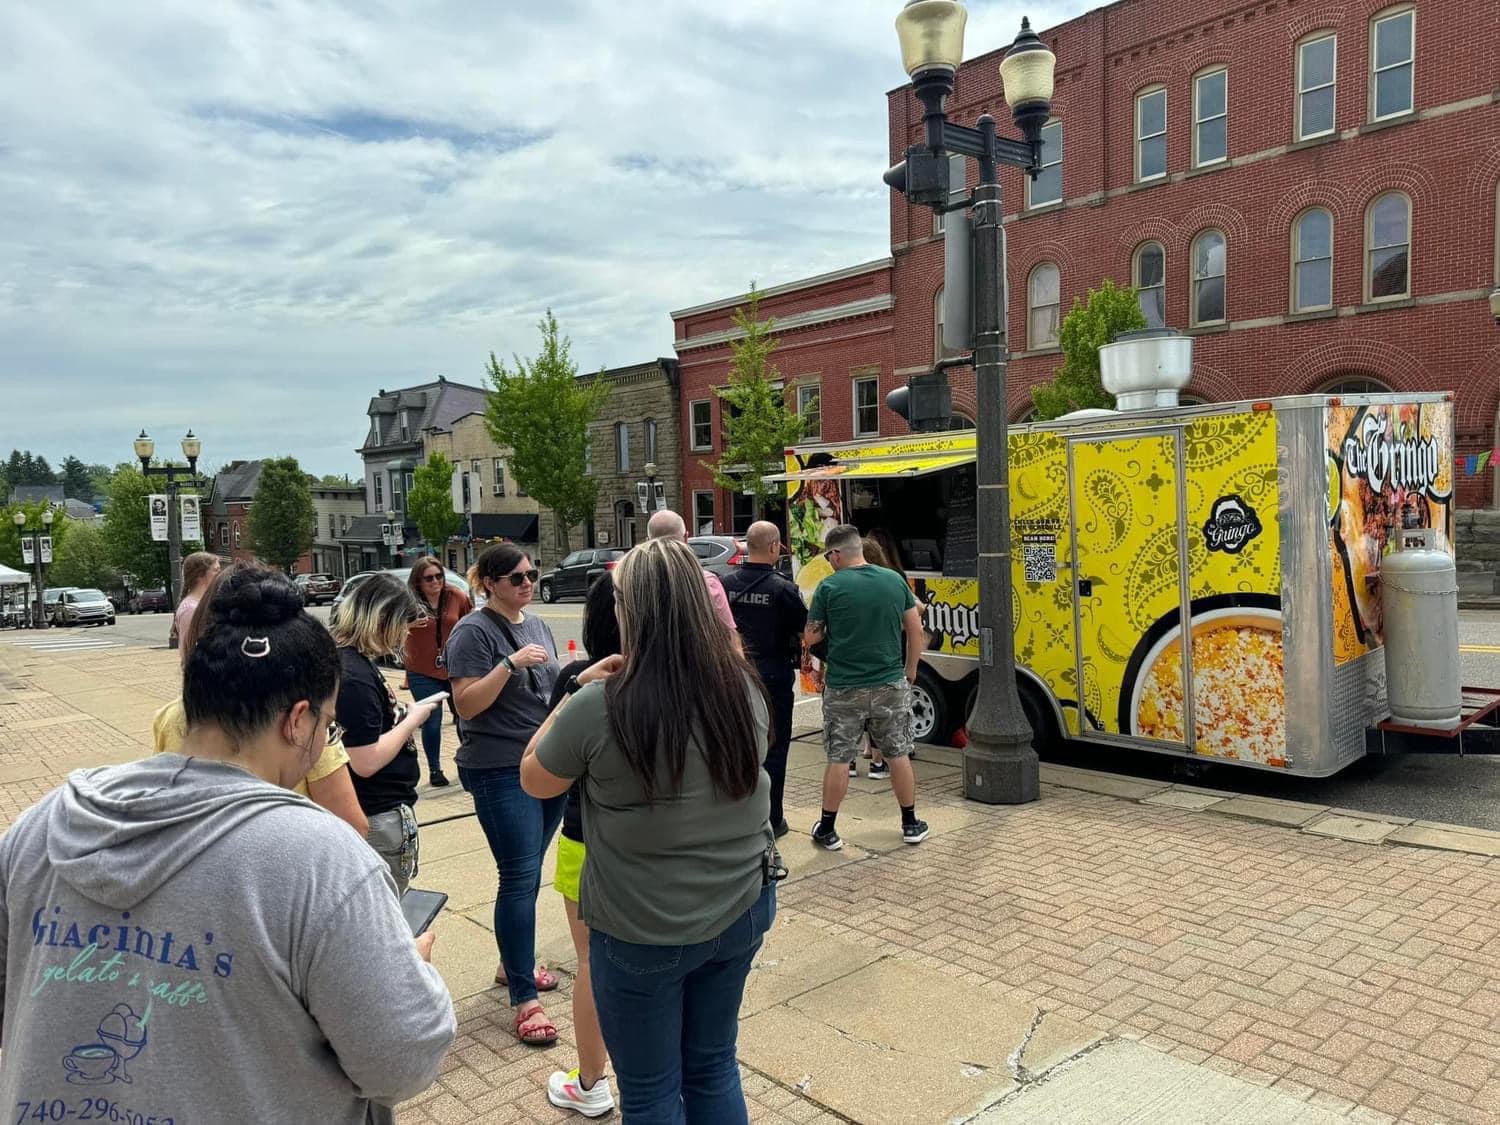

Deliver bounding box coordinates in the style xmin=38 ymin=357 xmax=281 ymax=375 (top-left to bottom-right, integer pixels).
xmin=1021 ymin=535 xmax=1057 ymax=584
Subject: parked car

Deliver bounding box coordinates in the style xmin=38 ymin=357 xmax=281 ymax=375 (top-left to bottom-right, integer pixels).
xmin=56 ymin=588 xmax=116 ymax=627
xmin=686 ymin=536 xmax=746 ymax=577
xmin=538 ymin=549 xmax=625 ymax=604
xmin=294 ymin=573 xmax=341 ymax=605
xmin=130 ymin=588 xmax=170 ymax=614
xmin=42 ymin=587 xmax=77 ymax=625
xmin=329 ymin=567 xmax=470 ymax=621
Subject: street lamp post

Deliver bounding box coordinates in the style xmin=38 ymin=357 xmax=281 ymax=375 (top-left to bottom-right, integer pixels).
xmin=889 ymin=1 xmax=1056 ymax=804
xmin=12 ymin=508 xmax=54 ymax=629
xmin=384 ymin=509 xmax=401 ymax=566
xmin=134 ymin=430 xmax=207 ymax=642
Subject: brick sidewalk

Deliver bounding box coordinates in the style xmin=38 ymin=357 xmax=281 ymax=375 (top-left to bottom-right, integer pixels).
xmin=3 ymin=641 xmax=1498 ymax=1123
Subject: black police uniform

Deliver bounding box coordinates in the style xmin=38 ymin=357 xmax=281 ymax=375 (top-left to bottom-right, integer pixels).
xmin=719 ymin=561 xmax=807 ymax=831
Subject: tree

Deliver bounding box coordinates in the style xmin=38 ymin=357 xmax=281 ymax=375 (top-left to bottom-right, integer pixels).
xmin=1029 ymin=279 xmax=1148 ymax=421
xmin=247 ymin=457 xmax=316 ymax=572
xmin=60 ymin=456 xmax=94 ymax=501
xmin=86 ymin=464 xmax=115 ymax=499
xmin=315 ymin=472 xmax=356 ymax=487
xmin=4 ymin=450 xmax=57 ymax=488
xmin=0 ymin=500 xmax=71 ymax=574
xmin=484 ymin=311 xmax=611 ymax=553
xmin=707 ymin=285 xmax=810 ymax=519
xmin=48 ymin=522 xmax=119 ymax=590
xmin=409 ymin=453 xmax=464 ymax=549
xmin=101 ymin=468 xmax=170 ymax=588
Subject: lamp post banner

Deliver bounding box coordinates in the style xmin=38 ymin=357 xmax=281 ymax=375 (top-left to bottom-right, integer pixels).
xmin=179 ymin=495 xmax=202 ymax=542
xmin=39 ymin=537 xmax=52 ymax=565
xmin=21 ymin=541 xmax=33 ymax=566
xmin=149 ymin=495 xmax=169 ymax=541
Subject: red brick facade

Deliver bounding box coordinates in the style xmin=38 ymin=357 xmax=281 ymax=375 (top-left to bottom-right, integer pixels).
xmin=675 ymin=0 xmax=1500 ymax=512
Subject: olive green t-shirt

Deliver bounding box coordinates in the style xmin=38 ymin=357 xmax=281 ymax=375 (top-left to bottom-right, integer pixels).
xmin=533 ymin=680 xmax=772 ymax=947
xmin=807 ymin=564 xmax=920 ymax=689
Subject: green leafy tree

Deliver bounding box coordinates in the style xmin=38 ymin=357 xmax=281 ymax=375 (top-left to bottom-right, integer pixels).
xmin=48 ymin=522 xmax=119 ymax=590
xmin=484 ymin=310 xmax=611 ymax=553
xmin=60 ymin=456 xmax=94 ymax=501
xmin=0 ymin=500 xmax=71 ymax=574
xmin=247 ymin=457 xmax=316 ymax=572
xmin=86 ymin=464 xmax=115 ymax=499
xmin=101 ymin=468 xmax=183 ymax=588
xmin=315 ymin=472 xmax=356 ymax=487
xmin=409 ymin=453 xmax=464 ymax=550
xmin=706 ymin=285 xmax=810 ymax=519
xmin=1029 ymin=279 xmax=1148 ymax=421
xmin=4 ymin=450 xmax=57 ymax=487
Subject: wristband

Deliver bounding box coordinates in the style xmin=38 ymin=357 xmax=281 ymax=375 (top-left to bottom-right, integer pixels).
xmin=563 ymin=677 xmax=582 ymax=696
xmin=501 ymin=655 xmax=515 ymax=673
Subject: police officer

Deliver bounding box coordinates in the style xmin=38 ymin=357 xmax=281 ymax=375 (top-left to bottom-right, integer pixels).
xmin=720 ymin=520 xmax=807 ymax=837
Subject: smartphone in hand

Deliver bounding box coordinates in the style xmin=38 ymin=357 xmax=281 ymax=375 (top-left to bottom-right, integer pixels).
xmin=412 ymin=691 xmax=449 ymax=709
xmin=401 ymin=888 xmax=448 ymax=936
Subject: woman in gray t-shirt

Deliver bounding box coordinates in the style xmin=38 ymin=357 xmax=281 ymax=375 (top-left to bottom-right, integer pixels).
xmin=446 ymin=543 xmax=564 ymax=1045
xmin=523 ymin=537 xmax=775 ymax=1124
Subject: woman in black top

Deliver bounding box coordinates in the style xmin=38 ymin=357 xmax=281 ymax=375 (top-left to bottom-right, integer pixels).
xmin=332 ymin=575 xmax=436 ymax=894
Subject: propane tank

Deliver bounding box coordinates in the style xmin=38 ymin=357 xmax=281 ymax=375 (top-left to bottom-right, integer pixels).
xmin=1381 ymin=528 xmax=1461 ymax=727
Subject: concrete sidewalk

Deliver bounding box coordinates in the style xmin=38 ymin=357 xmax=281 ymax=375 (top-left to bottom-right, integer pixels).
xmin=2 ymin=641 xmax=1498 ymax=1124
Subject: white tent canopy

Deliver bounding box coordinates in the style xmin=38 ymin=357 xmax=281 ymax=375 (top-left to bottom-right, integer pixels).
xmin=0 ymin=564 xmax=31 ymax=587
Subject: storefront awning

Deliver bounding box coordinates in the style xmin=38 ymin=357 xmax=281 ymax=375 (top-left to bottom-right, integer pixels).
xmin=764 ymin=450 xmax=975 ymax=483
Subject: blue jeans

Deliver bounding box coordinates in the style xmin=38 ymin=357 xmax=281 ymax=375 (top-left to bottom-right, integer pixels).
xmin=459 ymin=764 xmax=566 ymax=1007
xmin=406 ymin=671 xmax=449 ymax=774
xmin=589 ymin=884 xmax=776 ymax=1124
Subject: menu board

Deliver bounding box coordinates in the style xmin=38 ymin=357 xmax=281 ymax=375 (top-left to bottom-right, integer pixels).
xmin=942 ymin=465 xmax=977 ymax=576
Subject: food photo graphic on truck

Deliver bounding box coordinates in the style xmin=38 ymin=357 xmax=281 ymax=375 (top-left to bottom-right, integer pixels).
xmin=774 ymin=391 xmax=1457 ymax=777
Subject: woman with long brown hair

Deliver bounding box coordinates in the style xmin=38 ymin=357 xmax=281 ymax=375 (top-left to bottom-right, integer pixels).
xmin=404 ymin=556 xmax=472 ymax=787
xmin=522 ymin=537 xmax=774 ymax=1122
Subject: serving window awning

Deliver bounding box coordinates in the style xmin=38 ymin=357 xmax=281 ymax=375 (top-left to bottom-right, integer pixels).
xmin=764 ymin=450 xmax=975 ymax=484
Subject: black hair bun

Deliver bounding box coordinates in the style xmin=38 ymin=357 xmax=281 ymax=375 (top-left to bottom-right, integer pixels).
xmin=212 ymin=566 xmax=306 ymax=629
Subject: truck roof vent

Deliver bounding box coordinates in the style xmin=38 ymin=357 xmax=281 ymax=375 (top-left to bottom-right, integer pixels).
xmin=1099 ymin=328 xmax=1194 ymax=411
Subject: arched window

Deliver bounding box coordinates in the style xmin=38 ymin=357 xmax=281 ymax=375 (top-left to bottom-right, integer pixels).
xmin=1191 ymin=230 xmax=1227 ymax=325
xmin=1013 ymin=403 xmax=1039 ymax=424
xmin=1027 ymin=263 xmax=1061 ymax=350
xmin=615 ymin=421 xmax=630 ymax=472
xmin=1292 ymin=208 xmax=1334 ymax=312
xmin=1133 ymin=242 xmax=1166 ymax=327
xmin=1321 ymin=375 xmax=1394 ymax=395
xmin=1365 ymin=192 xmax=1410 ymax=301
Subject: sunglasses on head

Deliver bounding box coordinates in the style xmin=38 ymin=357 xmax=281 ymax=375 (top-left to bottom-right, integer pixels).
xmin=502 ymin=569 xmax=539 ymax=587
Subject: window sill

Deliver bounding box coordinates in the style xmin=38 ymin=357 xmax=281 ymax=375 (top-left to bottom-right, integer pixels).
xmin=690 ymin=446 xmax=713 ymax=454
xmin=1287 ymin=307 xmax=1337 ymax=322
xmin=1185 ymin=160 xmax=1229 ymax=179
xmin=1355 ymin=296 xmax=1414 ymax=314
xmin=1022 ymin=200 xmax=1064 ymax=218
xmin=853 ymin=431 xmax=881 ymax=441
xmin=1126 ymin=176 xmax=1169 ymax=195
xmin=1185 ymin=322 xmax=1230 ymax=336
xmin=1289 ymin=132 xmax=1339 ymax=153
xmin=1016 ymin=346 xmax=1063 ymax=359
xmin=1360 ymin=112 xmax=1417 ymax=136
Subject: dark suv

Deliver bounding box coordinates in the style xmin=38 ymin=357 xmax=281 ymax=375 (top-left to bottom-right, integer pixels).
xmin=538 ymin=549 xmax=626 ymax=603
xmin=130 ymin=588 xmax=170 ymax=614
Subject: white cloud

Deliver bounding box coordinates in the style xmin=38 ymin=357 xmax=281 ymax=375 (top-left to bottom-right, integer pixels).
xmin=0 ymin=0 xmax=1090 ymax=474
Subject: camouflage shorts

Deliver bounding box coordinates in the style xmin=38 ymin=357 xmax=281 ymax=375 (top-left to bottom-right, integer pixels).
xmin=822 ymin=681 xmax=914 ymax=763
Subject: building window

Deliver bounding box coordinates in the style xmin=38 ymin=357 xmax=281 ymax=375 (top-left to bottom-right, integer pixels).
xmin=373 ymin=474 xmax=383 ymax=508
xmin=1133 ymin=242 xmax=1166 ymax=328
xmin=615 ymin=422 xmax=630 ymax=472
xmin=1296 ymin=33 xmax=1337 ymax=139
xmin=470 ymin=459 xmax=481 ymax=485
xmin=1191 ymin=230 xmax=1227 ymax=325
xmin=233 ymin=523 xmax=242 ymax=548
xmin=797 ymin=384 xmax=822 ymax=440
xmin=1193 ymin=69 xmax=1228 ymax=167
xmin=645 ymin=419 xmax=658 ymax=464
xmin=1027 ymin=121 xmax=1062 ymax=207
xmin=853 ymin=375 xmax=880 ymax=437
xmin=1366 ymin=191 xmax=1410 ymax=301
xmin=493 ymin=457 xmax=506 ymax=496
xmin=1293 ymin=208 xmax=1334 ymax=312
xmin=340 ymin=514 xmax=349 ymax=532
xmin=692 ymin=491 xmax=715 ymax=535
xmin=1369 ymin=7 xmax=1414 ymax=121
xmin=1322 ymin=376 xmax=1394 ymax=395
xmin=399 ymin=410 xmax=410 ymax=442
xmin=731 ymin=492 xmax=754 ymax=535
xmin=584 ymin=434 xmax=592 ymax=476
xmin=1135 ymin=88 xmax=1167 ymax=182
xmin=219 ymin=524 xmax=229 ymax=548
xmin=689 ymin=400 xmax=713 ymax=451
xmin=328 ymin=514 xmax=337 ymax=539
xmin=1027 ymin=263 xmax=1061 ymax=350
xmin=404 ymin=472 xmax=414 ymax=494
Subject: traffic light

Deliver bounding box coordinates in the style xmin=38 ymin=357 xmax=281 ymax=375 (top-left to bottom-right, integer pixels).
xmin=886 ymin=373 xmax=953 ymax=433
xmin=883 ymin=144 xmax=949 ymax=207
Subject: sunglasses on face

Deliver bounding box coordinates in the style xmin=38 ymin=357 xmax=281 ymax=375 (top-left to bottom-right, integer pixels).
xmin=502 ymin=569 xmax=540 ymax=587
xmin=420 ymin=572 xmax=444 ymax=584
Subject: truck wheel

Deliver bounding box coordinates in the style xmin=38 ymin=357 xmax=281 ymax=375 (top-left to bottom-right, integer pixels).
xmin=910 ymin=666 xmax=951 ymax=746
xmin=962 ymin=677 xmax=1062 ymax=752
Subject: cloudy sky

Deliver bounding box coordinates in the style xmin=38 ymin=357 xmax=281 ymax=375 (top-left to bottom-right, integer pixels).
xmin=1 ymin=0 xmax=1089 ymax=477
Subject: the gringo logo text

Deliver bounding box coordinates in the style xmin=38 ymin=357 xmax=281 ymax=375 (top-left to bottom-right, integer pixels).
xmin=1343 ymin=413 xmax=1449 ymax=500
xmin=923 ymin=592 xmax=980 ymax=650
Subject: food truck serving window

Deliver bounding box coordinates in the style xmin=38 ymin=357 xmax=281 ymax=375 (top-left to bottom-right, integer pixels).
xmin=849 ymin=462 xmax=977 ymax=578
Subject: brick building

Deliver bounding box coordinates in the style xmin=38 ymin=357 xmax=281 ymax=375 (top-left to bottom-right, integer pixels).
xmin=675 ymin=0 xmax=1499 ymax=512
xmin=207 ymin=460 xmax=313 ymax=574
xmin=423 ymin=411 xmax=540 ymax=572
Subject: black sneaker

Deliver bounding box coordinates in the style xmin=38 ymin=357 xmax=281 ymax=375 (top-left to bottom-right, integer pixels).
xmin=848 ymin=761 xmax=858 ymax=777
xmin=773 ymin=819 xmax=790 ymax=839
xmin=868 ymin=761 xmax=891 ymax=780
xmin=429 ymin=771 xmax=451 ymax=788
xmin=902 ymin=819 xmax=930 ymax=845
xmin=811 ymin=822 xmax=844 ymax=851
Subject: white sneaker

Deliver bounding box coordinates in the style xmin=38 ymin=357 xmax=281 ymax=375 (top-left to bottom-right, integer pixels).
xmin=548 ymin=1068 xmax=615 ymax=1118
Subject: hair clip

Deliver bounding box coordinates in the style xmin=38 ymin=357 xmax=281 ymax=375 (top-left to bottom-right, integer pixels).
xmin=241 ymin=636 xmax=272 ymax=659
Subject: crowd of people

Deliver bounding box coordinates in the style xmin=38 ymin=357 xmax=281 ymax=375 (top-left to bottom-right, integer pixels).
xmin=0 ymin=510 xmax=929 ymax=1124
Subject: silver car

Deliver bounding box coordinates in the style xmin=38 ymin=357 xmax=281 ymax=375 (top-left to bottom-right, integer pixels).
xmin=57 ymin=588 xmax=116 ymax=627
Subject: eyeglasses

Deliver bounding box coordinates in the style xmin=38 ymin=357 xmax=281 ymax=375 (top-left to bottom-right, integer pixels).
xmin=420 ymin=572 xmax=444 ymax=584
xmin=504 ymin=569 xmax=540 ymax=587
xmin=823 ymin=547 xmax=842 ymax=562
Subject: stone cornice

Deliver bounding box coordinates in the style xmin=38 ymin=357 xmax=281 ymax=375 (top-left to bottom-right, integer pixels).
xmin=676 ymin=295 xmax=895 ymax=352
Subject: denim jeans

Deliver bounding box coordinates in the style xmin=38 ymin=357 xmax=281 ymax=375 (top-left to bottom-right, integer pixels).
xmin=406 ymin=671 xmax=449 ymax=774
xmin=589 ymin=884 xmax=776 ymax=1124
xmin=459 ymin=764 xmax=566 ymax=1007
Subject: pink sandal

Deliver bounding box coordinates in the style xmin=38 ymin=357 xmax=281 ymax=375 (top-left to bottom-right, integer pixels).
xmin=495 ymin=963 xmax=559 ymax=991
xmin=515 ymin=1003 xmax=558 ymax=1046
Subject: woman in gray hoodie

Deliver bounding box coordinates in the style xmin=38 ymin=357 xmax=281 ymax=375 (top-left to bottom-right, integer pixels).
xmin=0 ymin=565 xmax=455 ymax=1125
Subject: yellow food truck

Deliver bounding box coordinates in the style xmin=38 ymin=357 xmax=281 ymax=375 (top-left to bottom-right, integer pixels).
xmin=772 ymin=392 xmax=1455 ymax=777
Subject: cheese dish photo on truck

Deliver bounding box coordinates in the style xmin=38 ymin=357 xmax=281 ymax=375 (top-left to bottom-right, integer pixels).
xmin=774 ymin=390 xmax=1456 ymax=778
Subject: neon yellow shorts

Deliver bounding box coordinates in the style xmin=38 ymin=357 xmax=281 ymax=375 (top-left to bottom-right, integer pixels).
xmin=555 ymin=835 xmax=586 ymax=903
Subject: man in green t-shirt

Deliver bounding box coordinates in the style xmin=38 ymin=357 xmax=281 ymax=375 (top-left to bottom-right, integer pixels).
xmin=804 ymin=523 xmax=930 ymax=849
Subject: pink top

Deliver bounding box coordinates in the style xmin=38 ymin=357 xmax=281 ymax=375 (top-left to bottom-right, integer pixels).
xmin=703 ymin=571 xmax=737 ymax=633
xmin=173 ymin=595 xmax=200 ymax=640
